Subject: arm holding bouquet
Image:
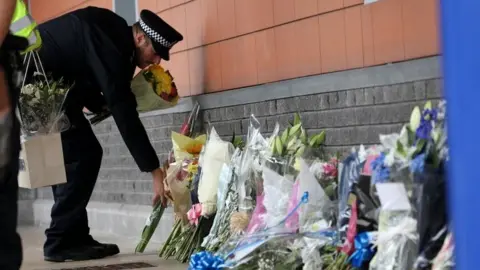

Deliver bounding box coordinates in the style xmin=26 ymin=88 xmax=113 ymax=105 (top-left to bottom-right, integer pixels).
xmin=84 ymin=25 xmax=168 ymax=206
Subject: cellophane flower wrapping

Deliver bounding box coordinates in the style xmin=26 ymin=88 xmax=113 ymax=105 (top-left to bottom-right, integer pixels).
xmin=237 ymin=115 xmax=268 ymax=215
xmin=202 ymin=148 xmax=243 ymax=250
xmin=197 ymin=127 xmax=235 ymax=216
xmin=294 ymin=159 xmax=336 ymax=269
xmin=369 ymin=179 xmax=419 ymax=270
xmin=19 ymin=75 xmax=72 ymax=137
xmin=210 ymin=158 xmax=336 ymax=270
xmin=259 ymin=165 xmax=294 ymax=230
xmin=130 ymin=64 xmax=179 ymax=113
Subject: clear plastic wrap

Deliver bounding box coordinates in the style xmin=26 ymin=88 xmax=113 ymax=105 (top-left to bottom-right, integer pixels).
xmin=19 ymin=74 xmax=72 ymax=137
xmin=369 ymin=181 xmax=419 ymax=270
xmin=202 ymin=148 xmax=243 ymax=250
xmin=237 ymin=115 xmax=269 ymax=214
xmin=297 ymin=159 xmax=332 ymax=233
xmin=197 ymin=127 xmax=235 ymax=216
xmin=208 ymin=227 xmax=335 ymax=270
xmin=369 ymin=211 xmax=418 ymax=270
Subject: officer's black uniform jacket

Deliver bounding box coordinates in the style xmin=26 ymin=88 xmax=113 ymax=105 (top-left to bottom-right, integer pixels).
xmin=36 ymin=7 xmax=159 ymax=172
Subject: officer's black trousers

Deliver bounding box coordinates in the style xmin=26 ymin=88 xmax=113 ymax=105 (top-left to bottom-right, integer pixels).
xmin=0 ymin=47 xmax=23 ymax=270
xmin=43 ymin=102 xmax=103 ymax=255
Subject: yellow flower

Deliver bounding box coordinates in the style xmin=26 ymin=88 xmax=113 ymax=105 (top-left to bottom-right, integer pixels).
xmin=145 ymin=65 xmax=178 ymax=103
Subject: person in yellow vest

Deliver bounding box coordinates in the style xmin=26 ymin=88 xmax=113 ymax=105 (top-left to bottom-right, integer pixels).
xmin=9 ymin=0 xmax=42 ymax=53
xmin=0 ymin=0 xmax=29 ymax=269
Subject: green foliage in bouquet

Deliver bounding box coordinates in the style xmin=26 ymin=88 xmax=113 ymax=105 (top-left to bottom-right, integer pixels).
xmin=159 ymin=217 xmax=214 ymax=263
xmin=135 ymin=201 xmax=166 ymax=253
xmin=385 ymin=100 xmax=447 ymax=170
xmin=269 ymin=113 xmax=326 ymax=158
xmin=231 ymin=133 xmax=245 ymax=150
xmin=19 ymin=76 xmax=72 ymax=135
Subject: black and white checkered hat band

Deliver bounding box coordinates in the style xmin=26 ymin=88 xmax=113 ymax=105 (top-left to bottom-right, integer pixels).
xmin=139 ymin=19 xmax=175 ymax=48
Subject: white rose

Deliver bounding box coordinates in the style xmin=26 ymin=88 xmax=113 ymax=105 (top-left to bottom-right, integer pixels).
xmin=21 ymin=84 xmax=35 ymax=95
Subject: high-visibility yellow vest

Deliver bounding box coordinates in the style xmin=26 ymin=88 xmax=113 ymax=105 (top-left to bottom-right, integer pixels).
xmin=10 ymin=0 xmax=42 ymax=53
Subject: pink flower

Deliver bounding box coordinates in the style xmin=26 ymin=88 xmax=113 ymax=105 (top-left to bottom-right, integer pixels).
xmin=187 ymin=204 xmax=202 ymax=226
xmin=323 ymin=162 xmax=338 ymax=178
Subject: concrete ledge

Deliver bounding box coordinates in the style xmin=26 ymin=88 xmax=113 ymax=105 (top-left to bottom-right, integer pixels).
xmin=30 ymin=200 xmax=175 ymax=244
xmin=127 ymin=56 xmax=440 ymax=119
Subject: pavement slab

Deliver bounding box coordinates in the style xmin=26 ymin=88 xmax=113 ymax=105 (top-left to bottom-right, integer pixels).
xmin=18 ymin=226 xmax=186 ymax=270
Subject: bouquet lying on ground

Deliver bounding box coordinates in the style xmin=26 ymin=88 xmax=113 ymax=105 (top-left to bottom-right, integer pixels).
xmin=19 ymin=74 xmax=72 ymax=136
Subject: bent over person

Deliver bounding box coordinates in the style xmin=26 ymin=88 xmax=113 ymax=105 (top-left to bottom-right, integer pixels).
xmin=28 ymin=8 xmax=183 ymax=262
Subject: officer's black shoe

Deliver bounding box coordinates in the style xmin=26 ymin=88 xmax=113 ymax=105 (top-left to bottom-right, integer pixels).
xmin=87 ymin=239 xmax=120 ymax=257
xmin=44 ymin=246 xmax=108 ymax=262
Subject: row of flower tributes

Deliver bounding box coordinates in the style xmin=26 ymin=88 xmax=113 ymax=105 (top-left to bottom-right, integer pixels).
xmin=135 ymin=100 xmax=452 ymax=270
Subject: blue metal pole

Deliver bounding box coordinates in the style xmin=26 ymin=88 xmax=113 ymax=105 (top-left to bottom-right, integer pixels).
xmin=440 ymin=0 xmax=480 ymax=268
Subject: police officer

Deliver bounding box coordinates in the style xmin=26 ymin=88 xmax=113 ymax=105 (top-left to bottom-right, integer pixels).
xmin=29 ymin=8 xmax=183 ymax=262
xmin=0 ymin=0 xmax=32 ymax=269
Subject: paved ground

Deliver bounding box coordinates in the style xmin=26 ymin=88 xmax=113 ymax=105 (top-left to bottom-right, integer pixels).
xmin=19 ymin=226 xmax=186 ymax=270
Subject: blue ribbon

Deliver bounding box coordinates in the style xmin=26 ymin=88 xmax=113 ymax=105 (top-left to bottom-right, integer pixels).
xmin=189 ymin=251 xmax=226 ymax=270
xmin=348 ymin=232 xmax=375 ymax=268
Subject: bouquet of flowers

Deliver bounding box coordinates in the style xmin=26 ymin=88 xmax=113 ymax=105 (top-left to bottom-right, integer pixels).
xmin=189 ymin=158 xmax=337 ymax=270
xmin=89 ymin=64 xmax=180 ymax=125
xmin=19 ymin=74 xmax=72 ymax=136
xmin=135 ymin=104 xmax=201 ymax=253
xmin=131 ymin=64 xmax=179 ymax=113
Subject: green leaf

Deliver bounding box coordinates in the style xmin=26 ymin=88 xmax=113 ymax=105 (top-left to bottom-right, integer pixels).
xmin=410 ymin=106 xmax=421 ymax=131
xmin=293 ymin=112 xmax=302 ymax=126
xmin=413 ymin=139 xmax=426 ymax=157
xmin=281 ymin=128 xmax=290 ymax=144
xmin=396 ymin=140 xmax=407 ymax=157
xmin=300 ymin=128 xmax=308 ymax=144
xmin=406 ymin=125 xmax=416 ymax=146
xmin=315 ymin=131 xmax=326 ymax=145
xmin=424 ymin=100 xmax=433 ymax=110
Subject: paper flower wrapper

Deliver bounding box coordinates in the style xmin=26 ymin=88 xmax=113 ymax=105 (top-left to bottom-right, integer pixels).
xmin=197 ymin=127 xmax=234 ymax=216
xmin=171 ymin=131 xmax=206 ymax=161
xmin=164 ymin=160 xmax=193 ymax=222
xmin=131 ymin=64 xmax=179 ymax=113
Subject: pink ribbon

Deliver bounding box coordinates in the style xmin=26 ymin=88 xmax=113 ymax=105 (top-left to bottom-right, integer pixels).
xmin=187 ymin=203 xmax=202 ymax=226
xmin=285 ymin=179 xmax=300 ymax=232
xmin=246 ymin=194 xmax=266 ymax=234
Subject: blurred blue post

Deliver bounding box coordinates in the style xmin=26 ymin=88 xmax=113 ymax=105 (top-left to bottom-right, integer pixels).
xmin=440 ymin=0 xmax=480 ymax=268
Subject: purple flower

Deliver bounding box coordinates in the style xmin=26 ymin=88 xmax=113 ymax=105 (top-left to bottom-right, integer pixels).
xmin=415 ymin=108 xmax=438 ymax=140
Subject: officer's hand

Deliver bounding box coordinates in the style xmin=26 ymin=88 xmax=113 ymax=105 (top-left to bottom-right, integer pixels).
xmin=151 ymin=167 xmax=167 ymax=207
